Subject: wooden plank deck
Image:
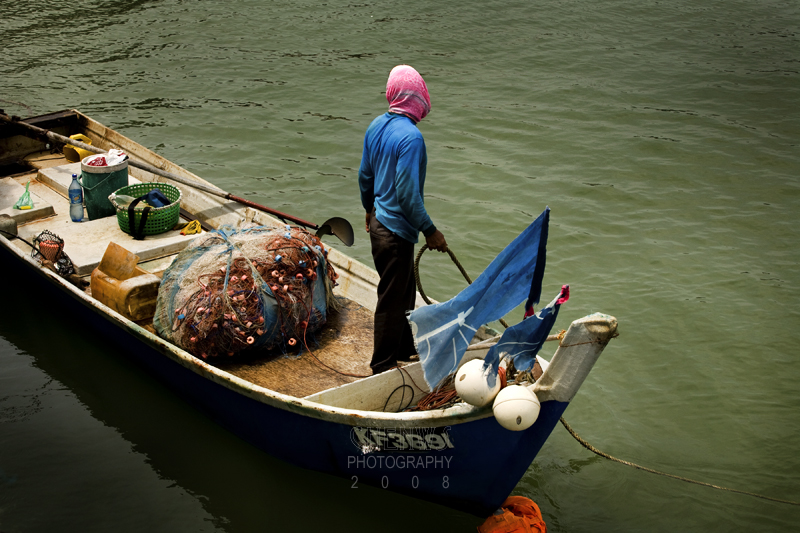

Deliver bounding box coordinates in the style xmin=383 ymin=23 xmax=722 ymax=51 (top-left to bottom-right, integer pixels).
xmin=211 ymin=297 xmax=374 ymax=398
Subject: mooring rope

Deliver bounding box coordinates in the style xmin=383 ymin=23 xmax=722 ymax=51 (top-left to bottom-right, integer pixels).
xmin=0 ymin=99 xmax=33 ymax=113
xmin=416 ymin=244 xmax=800 ymax=506
xmin=414 ymin=245 xmax=509 ymax=328
xmin=560 ymin=417 xmax=800 ymax=506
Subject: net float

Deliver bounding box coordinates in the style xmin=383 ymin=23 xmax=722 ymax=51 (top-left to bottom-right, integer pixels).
xmin=492 ymin=385 xmax=541 ymax=431
xmin=455 ymin=359 xmax=501 ymax=407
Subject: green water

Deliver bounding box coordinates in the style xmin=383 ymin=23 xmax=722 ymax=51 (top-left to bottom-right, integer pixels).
xmin=2 ymin=0 xmax=799 ymax=531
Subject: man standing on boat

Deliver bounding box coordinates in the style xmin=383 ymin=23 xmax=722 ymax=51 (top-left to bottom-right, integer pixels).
xmin=359 ymin=64 xmax=448 ymax=375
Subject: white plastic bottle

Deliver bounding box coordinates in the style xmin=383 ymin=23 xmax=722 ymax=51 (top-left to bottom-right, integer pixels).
xmin=109 ymin=193 xmax=137 ymax=207
xmin=69 ymin=173 xmax=83 ymax=222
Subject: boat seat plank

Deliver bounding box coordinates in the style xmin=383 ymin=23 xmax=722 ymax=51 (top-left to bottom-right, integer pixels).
xmin=13 ymin=213 xmax=198 ymax=277
xmin=36 ymin=162 xmax=81 ymax=197
xmin=0 ymin=177 xmax=55 ymax=224
xmin=10 ymin=163 xmax=199 ymax=276
xmin=212 ymin=298 xmax=375 ymax=398
xmin=23 ymin=151 xmax=76 ymax=171
xmin=37 ymin=162 xmax=142 ymax=198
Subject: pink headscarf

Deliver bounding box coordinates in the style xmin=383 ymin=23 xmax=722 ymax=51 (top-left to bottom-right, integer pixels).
xmin=386 ymin=65 xmax=431 ymax=123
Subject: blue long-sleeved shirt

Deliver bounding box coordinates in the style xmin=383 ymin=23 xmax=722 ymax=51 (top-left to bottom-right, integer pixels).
xmin=358 ymin=112 xmax=436 ymax=243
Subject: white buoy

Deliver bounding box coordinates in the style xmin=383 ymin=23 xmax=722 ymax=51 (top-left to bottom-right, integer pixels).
xmin=492 ymin=385 xmax=541 ymax=431
xmin=454 ymin=359 xmax=501 ymax=407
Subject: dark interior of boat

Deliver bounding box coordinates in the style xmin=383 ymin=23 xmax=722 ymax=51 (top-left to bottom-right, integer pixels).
xmin=0 ymin=111 xmax=390 ymax=402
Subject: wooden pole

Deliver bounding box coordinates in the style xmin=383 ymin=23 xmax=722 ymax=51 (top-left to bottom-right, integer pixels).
xmin=0 ymin=113 xmax=340 ymax=234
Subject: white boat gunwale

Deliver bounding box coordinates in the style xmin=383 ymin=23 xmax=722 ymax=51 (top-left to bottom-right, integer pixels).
xmin=0 ymin=222 xmax=497 ymax=429
xmin=0 ymin=110 xmax=495 ymax=427
xmin=2 ymin=109 xmax=617 ymax=429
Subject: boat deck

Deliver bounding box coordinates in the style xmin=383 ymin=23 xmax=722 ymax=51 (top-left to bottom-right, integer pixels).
xmin=2 ymin=151 xmax=376 ymax=399
xmin=213 ymin=297 xmax=375 ymax=397
xmin=2 ymin=153 xmax=199 ymax=276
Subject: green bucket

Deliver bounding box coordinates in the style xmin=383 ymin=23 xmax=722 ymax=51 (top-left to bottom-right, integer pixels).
xmin=79 ymin=158 xmax=129 ymax=220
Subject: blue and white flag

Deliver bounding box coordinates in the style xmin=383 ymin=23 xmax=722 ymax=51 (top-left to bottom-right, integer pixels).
xmin=483 ymin=285 xmax=570 ymax=387
xmin=409 ymin=208 xmax=550 ymax=389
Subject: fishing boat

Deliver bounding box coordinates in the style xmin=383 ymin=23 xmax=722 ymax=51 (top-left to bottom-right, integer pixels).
xmin=0 ymin=110 xmax=617 ymax=515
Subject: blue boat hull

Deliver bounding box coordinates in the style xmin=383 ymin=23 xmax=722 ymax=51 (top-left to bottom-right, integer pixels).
xmin=2 ymin=242 xmax=568 ymax=515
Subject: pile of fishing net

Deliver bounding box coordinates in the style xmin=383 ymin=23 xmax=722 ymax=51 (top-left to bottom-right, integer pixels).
xmin=153 ymin=225 xmax=339 ymax=359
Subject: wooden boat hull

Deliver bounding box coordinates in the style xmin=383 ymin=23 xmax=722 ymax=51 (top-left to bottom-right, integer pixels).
xmin=0 ymin=110 xmax=615 ymax=515
xmin=3 ymin=236 xmax=569 ymax=514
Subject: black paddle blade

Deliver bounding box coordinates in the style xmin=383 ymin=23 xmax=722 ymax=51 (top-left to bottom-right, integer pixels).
xmin=315 ymin=217 xmax=354 ymax=247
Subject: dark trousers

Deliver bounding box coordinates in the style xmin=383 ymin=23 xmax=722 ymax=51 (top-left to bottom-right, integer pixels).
xmin=369 ymin=212 xmax=417 ymax=372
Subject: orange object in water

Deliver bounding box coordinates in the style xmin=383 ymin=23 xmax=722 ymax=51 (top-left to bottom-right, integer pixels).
xmin=477 ymin=496 xmax=546 ymax=533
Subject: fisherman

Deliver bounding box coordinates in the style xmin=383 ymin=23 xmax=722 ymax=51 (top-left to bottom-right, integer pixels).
xmin=358 ymin=65 xmax=448 ymax=375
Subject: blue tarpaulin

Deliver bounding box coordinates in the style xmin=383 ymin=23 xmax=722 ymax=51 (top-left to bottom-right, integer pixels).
xmin=408 ymin=208 xmax=551 ymax=389
xmin=483 ymin=285 xmax=570 ymax=387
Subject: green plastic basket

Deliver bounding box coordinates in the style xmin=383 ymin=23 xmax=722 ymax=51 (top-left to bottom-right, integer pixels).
xmin=110 ymin=183 xmax=182 ymax=236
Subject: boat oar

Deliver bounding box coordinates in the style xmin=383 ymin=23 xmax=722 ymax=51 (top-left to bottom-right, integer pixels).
xmin=0 ymin=113 xmax=355 ymax=246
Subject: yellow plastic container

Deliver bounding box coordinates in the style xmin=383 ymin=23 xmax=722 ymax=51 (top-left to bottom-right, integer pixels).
xmin=90 ymin=242 xmax=161 ymax=322
xmin=62 ymin=134 xmax=95 ymax=163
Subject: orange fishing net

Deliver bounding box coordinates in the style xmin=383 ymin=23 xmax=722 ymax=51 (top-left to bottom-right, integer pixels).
xmin=154 ymin=225 xmax=338 ymax=359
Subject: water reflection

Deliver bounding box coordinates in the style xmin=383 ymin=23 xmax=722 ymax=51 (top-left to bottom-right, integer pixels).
xmin=0 ymin=269 xmax=480 ymax=532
